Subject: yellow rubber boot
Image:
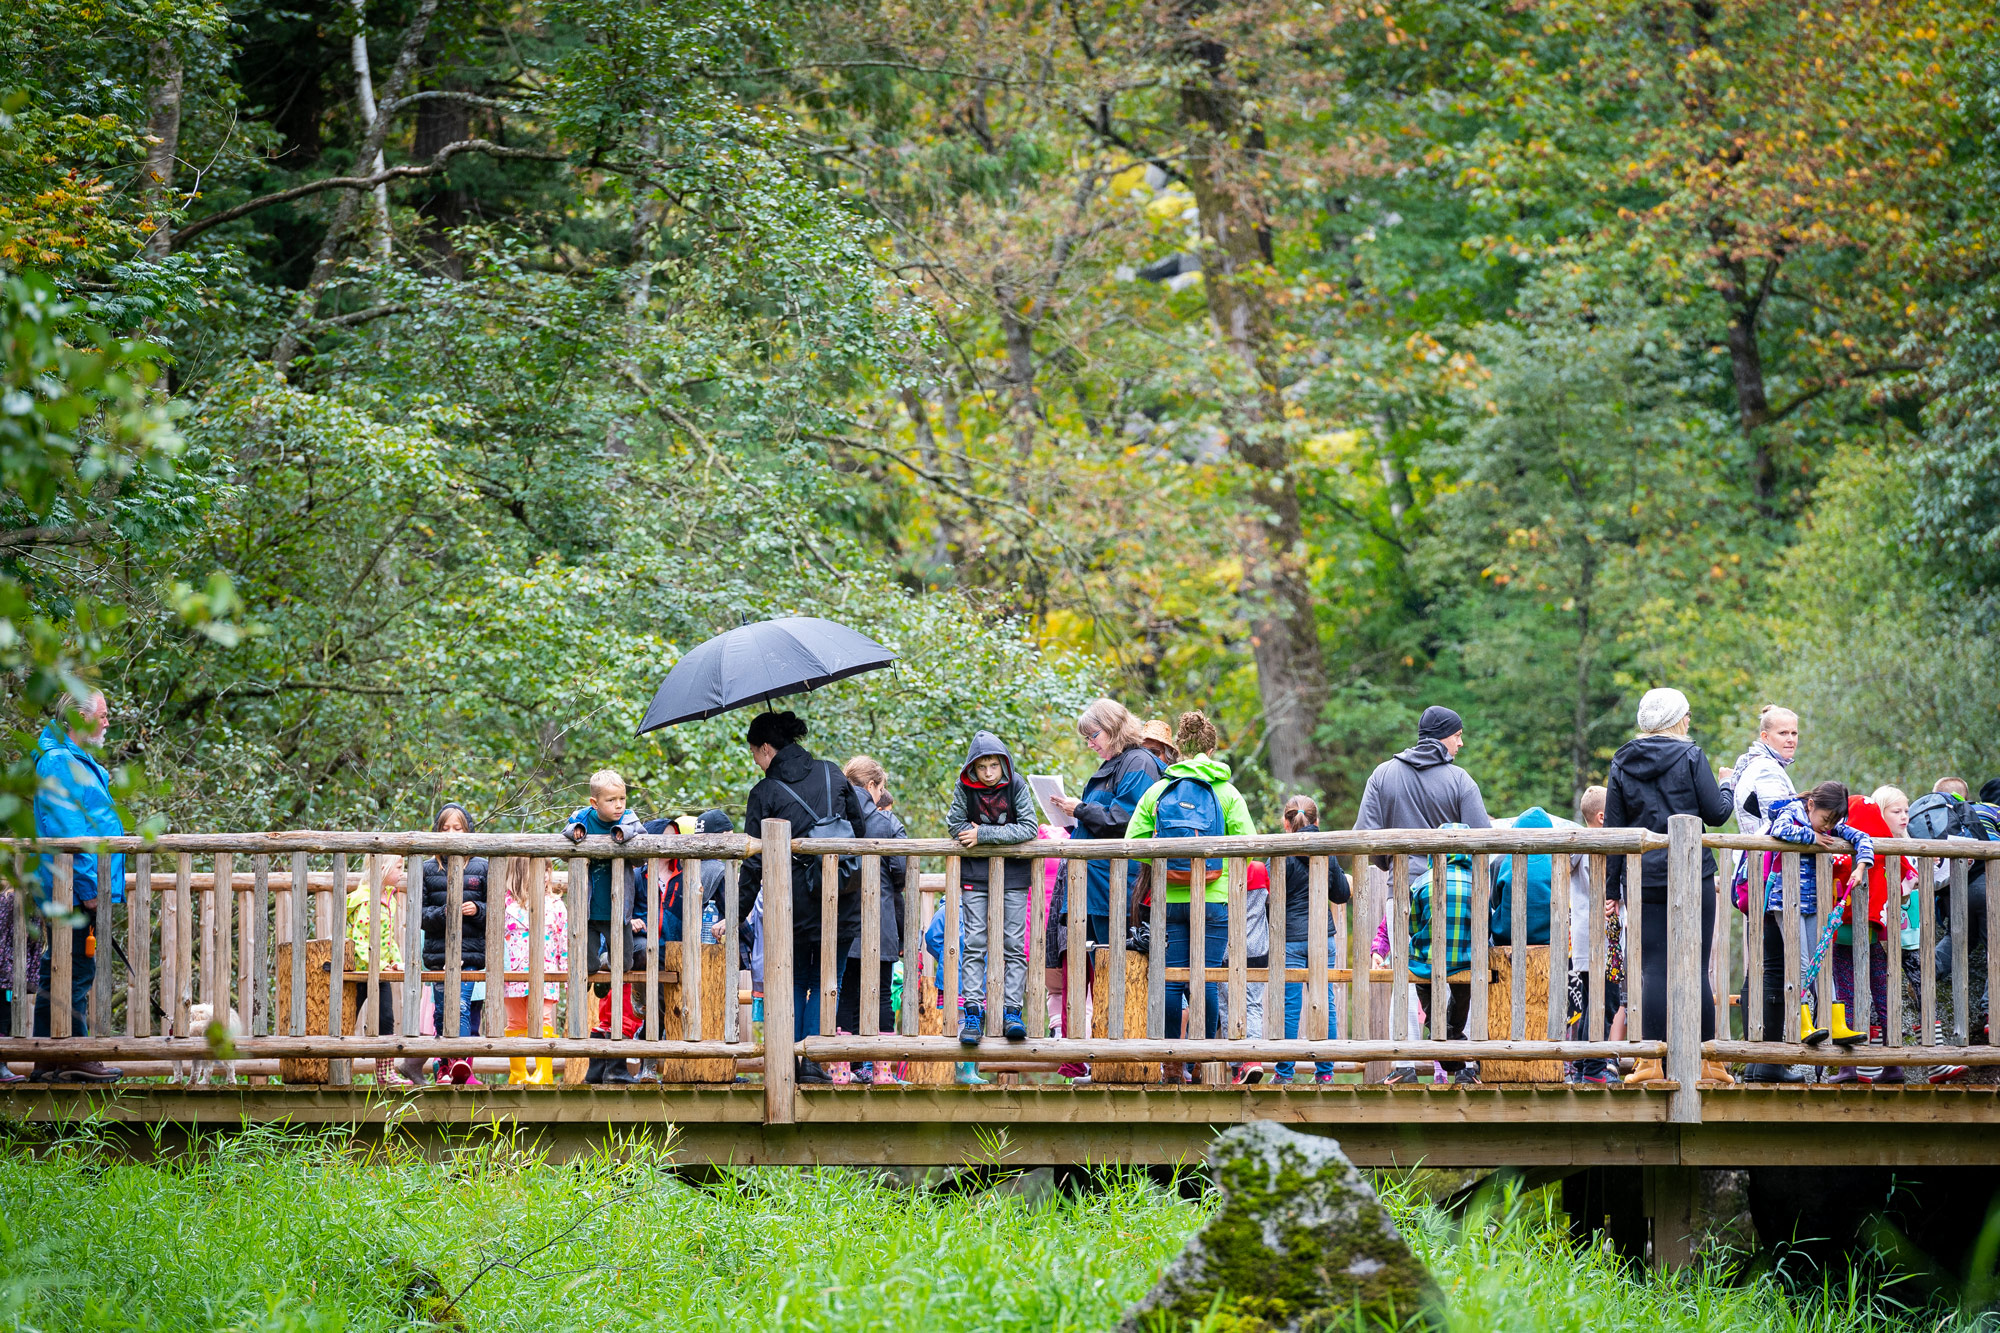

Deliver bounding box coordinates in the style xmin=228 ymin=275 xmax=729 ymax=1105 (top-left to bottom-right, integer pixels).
xmin=527 ymin=1022 xmax=560 ymax=1086
xmin=1801 ymin=1003 xmax=1830 ymax=1047
xmin=1828 ymin=1002 xmax=1866 ymax=1047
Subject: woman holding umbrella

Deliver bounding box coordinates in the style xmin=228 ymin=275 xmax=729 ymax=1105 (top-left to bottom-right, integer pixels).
xmin=739 ymin=710 xmax=869 ymax=1085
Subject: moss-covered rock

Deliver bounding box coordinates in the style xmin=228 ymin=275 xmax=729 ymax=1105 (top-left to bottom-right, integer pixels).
xmin=1121 ymin=1122 xmax=1445 ymax=1333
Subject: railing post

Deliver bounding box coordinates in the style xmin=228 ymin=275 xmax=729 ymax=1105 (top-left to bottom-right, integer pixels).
xmin=1665 ymin=814 xmax=1702 ymax=1123
xmin=762 ymin=819 xmax=795 ymax=1126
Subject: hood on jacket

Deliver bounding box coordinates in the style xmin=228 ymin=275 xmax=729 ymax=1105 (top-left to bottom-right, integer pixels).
xmin=1515 ymin=806 xmax=1553 ymax=831
xmin=1611 ymin=734 xmax=1699 ymax=782
xmin=958 ymin=731 xmax=1017 ymax=787
xmin=36 ymin=719 xmax=99 ymax=768
xmin=768 ymin=741 xmax=819 ymax=785
xmin=1161 ymin=753 xmax=1233 ymax=785
xmin=1393 ymin=738 xmax=1455 ymax=772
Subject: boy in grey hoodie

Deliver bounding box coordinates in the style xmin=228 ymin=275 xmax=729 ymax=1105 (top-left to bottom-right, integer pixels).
xmin=945 ymin=731 xmax=1039 ymax=1042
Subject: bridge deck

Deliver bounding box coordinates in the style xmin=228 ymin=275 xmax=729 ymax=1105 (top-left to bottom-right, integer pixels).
xmin=9 ymin=1083 xmax=1994 ymax=1168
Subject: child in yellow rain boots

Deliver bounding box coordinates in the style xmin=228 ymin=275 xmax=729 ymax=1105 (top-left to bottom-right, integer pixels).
xmin=503 ymin=862 xmax=568 ymax=1086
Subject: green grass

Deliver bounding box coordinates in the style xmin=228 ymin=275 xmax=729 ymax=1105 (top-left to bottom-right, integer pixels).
xmin=0 ymin=1128 xmax=1944 ymax=1332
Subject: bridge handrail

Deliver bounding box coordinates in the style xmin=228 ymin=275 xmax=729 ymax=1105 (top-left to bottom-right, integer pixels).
xmin=1705 ymin=832 xmax=2000 ymax=859
xmin=1 ymin=832 xmax=756 ymax=859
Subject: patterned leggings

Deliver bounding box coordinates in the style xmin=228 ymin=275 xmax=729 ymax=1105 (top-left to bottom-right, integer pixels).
xmin=1831 ymin=939 xmax=1891 ymax=1032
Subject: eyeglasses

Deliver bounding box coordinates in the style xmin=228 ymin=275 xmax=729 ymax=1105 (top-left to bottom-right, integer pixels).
xmin=1080 ymin=727 xmax=1104 ymax=741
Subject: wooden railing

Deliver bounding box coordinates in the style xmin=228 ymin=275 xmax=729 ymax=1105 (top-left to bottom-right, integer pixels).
xmin=5 ymin=816 xmax=1999 ymax=1129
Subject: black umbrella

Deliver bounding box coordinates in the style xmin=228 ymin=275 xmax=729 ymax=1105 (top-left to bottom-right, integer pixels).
xmin=636 ymin=616 xmax=896 ymax=734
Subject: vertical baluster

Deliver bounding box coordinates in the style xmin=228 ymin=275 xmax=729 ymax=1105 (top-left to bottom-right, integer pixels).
xmin=213 ymin=852 xmax=236 ymax=1020
xmin=401 ymin=853 xmax=425 ymax=1042
xmin=198 ymin=854 xmax=218 ymax=1010
xmin=365 ymin=854 xmax=384 ymax=1042
xmin=1388 ymin=858 xmax=1410 ymax=1050
xmin=175 ymin=852 xmax=195 ymax=1039
xmin=1347 ymin=857 xmax=1373 ymax=1074
xmin=1815 ymin=853 xmax=1836 ymax=1029
xmin=1708 ymin=847 xmax=1730 ymax=1045
xmin=1949 ymin=857 xmax=1970 ymax=1047
xmin=527 ymin=859 xmax=547 ymax=1045
xmin=1919 ymin=857 xmax=1937 ymax=1047
xmin=1265 ymin=853 xmax=1284 ymax=1043
xmin=1024 ymin=857 xmax=1047 ymax=1038
xmin=1305 ymin=857 xmax=1329 ymax=1042
xmin=565 ymin=856 xmax=587 ymax=1040
xmin=1469 ymin=853 xmax=1490 ymax=1043
xmin=250 ymin=856 xmax=270 ymax=1037
xmin=1188 ymin=857 xmax=1208 ymax=1046
xmin=1147 ymin=858 xmax=1167 ymax=1041
xmin=609 ymin=856 xmax=626 ymax=1046
xmin=1780 ymin=854 xmax=1801 ymax=1043
xmin=818 ymin=856 xmax=839 ymax=1039
xmin=985 ymin=857 xmax=1005 ymax=1040
xmin=1550 ymin=852 xmax=1571 ymax=1042
xmin=1587 ymin=854 xmax=1606 ymax=1043
xmin=10 ymin=856 xmax=30 ymax=1041
xmin=327 ymin=853 xmax=349 ymax=1085
xmin=1508 ymin=852 xmax=1528 ymax=1042
xmin=236 ymin=861 xmax=254 ymax=1036
xmin=726 ymin=862 xmax=744 ymax=1043
xmin=129 ymin=852 xmax=153 ymax=1038
xmin=860 ymin=856 xmax=882 ymax=1038
xmin=942 ymin=857 xmax=961 ymax=1034
xmin=93 ymin=864 xmax=117 ymax=1038
xmin=761 ymin=822 xmax=795 ymax=1121
xmin=1065 ymin=858 xmax=1086 ymax=1042
xmin=444 ymin=856 xmax=465 ymax=1038
xmin=1428 ymin=853 xmax=1448 ymax=1055
xmin=1108 ymin=857 xmax=1129 ymax=1044
xmin=1887 ymin=860 xmax=1909 ymax=1051
xmin=1745 ymin=854 xmax=1764 ymax=1043
xmin=286 ymin=852 xmax=306 ymax=1039
xmin=484 ymin=858 xmax=508 ymax=1039
xmin=1855 ymin=856 xmax=1879 ymax=1051
xmin=1624 ymin=855 xmax=1643 ymax=1044
xmin=1226 ymin=857 xmax=1247 ymax=1041
xmin=1988 ymin=854 xmax=2000 ymax=1053
xmin=900 ymin=855 xmax=919 ymax=1038
xmin=646 ymin=859 xmax=663 ymax=1044
xmin=50 ymin=855 xmax=74 ymax=1039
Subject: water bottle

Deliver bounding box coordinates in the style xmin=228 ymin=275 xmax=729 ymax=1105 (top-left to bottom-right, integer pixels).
xmin=702 ymin=901 xmax=720 ymax=943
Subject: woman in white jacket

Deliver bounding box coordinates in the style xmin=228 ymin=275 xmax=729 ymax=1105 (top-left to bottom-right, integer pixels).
xmin=1728 ymin=706 xmax=1800 ymax=871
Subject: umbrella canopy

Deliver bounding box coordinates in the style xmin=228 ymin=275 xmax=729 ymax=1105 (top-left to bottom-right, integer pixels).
xmin=636 ymin=616 xmax=896 ymax=734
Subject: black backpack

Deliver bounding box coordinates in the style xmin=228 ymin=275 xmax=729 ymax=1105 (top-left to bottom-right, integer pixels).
xmin=770 ymin=765 xmax=859 ymax=879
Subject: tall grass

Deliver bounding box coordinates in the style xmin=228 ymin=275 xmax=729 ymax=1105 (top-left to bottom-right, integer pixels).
xmin=0 ymin=1126 xmax=1950 ymax=1331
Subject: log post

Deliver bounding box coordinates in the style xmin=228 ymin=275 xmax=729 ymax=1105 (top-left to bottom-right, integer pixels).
xmin=1665 ymin=813 xmax=1702 ymax=1123
xmin=763 ymin=819 xmax=795 ymax=1126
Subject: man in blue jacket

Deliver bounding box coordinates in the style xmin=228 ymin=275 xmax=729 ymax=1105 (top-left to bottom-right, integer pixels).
xmin=32 ymin=692 xmax=126 ymax=1082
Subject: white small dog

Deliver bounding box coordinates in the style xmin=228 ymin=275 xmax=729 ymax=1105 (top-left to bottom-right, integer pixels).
xmin=174 ymin=1002 xmax=244 ymax=1086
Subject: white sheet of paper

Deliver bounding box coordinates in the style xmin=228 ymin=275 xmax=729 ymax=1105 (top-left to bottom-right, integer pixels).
xmin=1028 ymin=774 xmax=1074 ymax=829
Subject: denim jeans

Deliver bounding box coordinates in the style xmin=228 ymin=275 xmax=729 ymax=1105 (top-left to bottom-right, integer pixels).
xmin=33 ymin=905 xmax=95 ymax=1039
xmin=1275 ymin=940 xmax=1338 ymax=1080
xmin=429 ymin=981 xmax=479 ymax=1038
xmin=1163 ymin=899 xmax=1231 ymax=1041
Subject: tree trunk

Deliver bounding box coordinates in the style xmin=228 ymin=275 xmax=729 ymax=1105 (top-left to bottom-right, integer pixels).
xmin=1176 ymin=70 xmax=1331 ymax=795
xmin=141 ymin=39 xmax=184 ymax=259
xmin=348 ymin=0 xmax=392 ymax=261
xmin=412 ymin=79 xmax=470 ymax=278
xmin=1571 ymin=556 xmax=1596 ymax=816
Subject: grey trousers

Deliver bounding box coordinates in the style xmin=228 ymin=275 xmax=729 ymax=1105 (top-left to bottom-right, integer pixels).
xmin=962 ymin=881 xmax=1029 ymax=1012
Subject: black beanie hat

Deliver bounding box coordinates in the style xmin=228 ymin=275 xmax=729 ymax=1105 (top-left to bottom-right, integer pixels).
xmin=1417 ymin=706 xmax=1464 ymax=742
xmin=1981 ymin=778 xmax=2000 ymax=806
xmin=697 ymin=808 xmax=734 ymax=834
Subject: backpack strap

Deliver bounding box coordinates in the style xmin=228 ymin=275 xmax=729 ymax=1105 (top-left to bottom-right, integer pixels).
xmin=768 ymin=775 xmax=829 ymax=829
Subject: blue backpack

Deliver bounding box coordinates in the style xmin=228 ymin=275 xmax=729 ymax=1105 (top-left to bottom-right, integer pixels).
xmin=1156 ymin=777 xmax=1226 ymax=884
xmin=1488 ymin=807 xmax=1555 ymax=945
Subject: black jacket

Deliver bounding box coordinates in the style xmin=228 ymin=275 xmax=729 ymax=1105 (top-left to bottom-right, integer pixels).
xmin=420 ymin=855 xmax=491 ymax=970
xmin=1604 ymin=735 xmax=1733 ymax=902
xmin=848 ymin=783 xmax=907 ymax=960
xmin=740 ymin=743 xmax=869 ymax=956
xmin=1276 ymin=826 xmax=1353 ymax=944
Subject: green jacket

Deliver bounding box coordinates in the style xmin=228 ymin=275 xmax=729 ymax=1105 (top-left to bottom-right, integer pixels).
xmin=1127 ymin=754 xmax=1257 ymax=904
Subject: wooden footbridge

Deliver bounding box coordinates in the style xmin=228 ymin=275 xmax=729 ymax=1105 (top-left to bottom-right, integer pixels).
xmin=6 ymin=818 xmax=1998 ymax=1185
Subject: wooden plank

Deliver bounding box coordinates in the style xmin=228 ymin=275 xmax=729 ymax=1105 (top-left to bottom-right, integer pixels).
xmin=1088 ymin=946 xmax=1159 ymax=1082
xmin=1147 ymin=858 xmax=1167 ymax=1041
xmin=1745 ymin=856 xmax=1764 ymax=1042
xmin=1305 ymin=857 xmax=1329 ymax=1041
xmin=1024 ymin=858 xmax=1047 ymax=1037
xmin=1625 ymin=855 xmax=1643 ymax=1041
xmin=1266 ymin=853 xmax=1285 ymax=1039
xmin=1587 ymin=854 xmax=1606 ymax=1043
xmin=235 ymin=855 xmax=254 ymax=1031
xmin=1989 ymin=854 xmax=2000 ymax=1052
xmin=50 ymin=855 xmax=73 ymax=1039
xmin=1665 ymin=815 xmax=1702 ymax=1123
xmin=1888 ymin=861 xmax=1910 ymax=1049
xmin=726 ymin=862 xmax=745 ymax=1043
xmin=1780 ymin=854 xmax=1801 ymax=1043
xmin=1919 ymin=856 xmax=1937 ymax=1046
xmin=1065 ymin=858 xmax=1086 ymax=1042
xmin=130 ymin=852 xmax=153 ymax=1038
xmin=483 ymin=857 xmax=507 ymax=1039
xmin=1815 ymin=853 xmax=1835 ymax=1025
xmin=761 ymin=819 xmax=796 ymax=1124
xmin=286 ymin=852 xmax=306 ymax=1039
xmin=250 ymin=855 xmax=269 ymax=1036
xmin=326 ymin=852 xmax=349 ymax=1085
xmin=644 ymin=859 xmax=663 ymax=1043
xmin=1388 ymin=858 xmax=1409 ymax=1048
xmin=820 ymin=856 xmax=839 ymax=1039
xmin=565 ymin=856 xmax=587 ymax=1040
xmin=8 ymin=858 xmax=28 ymax=1039
xmin=899 ymin=855 xmax=919 ymax=1038
xmin=1469 ymin=853 xmax=1490 ymax=1041
xmin=681 ymin=858 xmax=701 ymax=1045
xmin=860 ymin=856 xmax=882 ymax=1038
xmin=1482 ymin=946 xmax=1563 ymax=1082
xmin=1107 ymin=857 xmax=1129 ymax=1043
xmin=174 ymin=852 xmax=195 ymax=1039
xmin=1950 ymin=856 xmax=1970 ymax=1047
xmin=609 ymin=856 xmax=626 ymax=1044
xmin=365 ymin=854 xmax=384 ymax=1037
xmin=1710 ymin=847 xmax=1730 ymax=1043
xmin=986 ymin=857 xmax=1004 ymax=1039
xmin=941 ymin=857 xmax=961 ymax=1033
xmin=1352 ymin=860 xmax=1379 ymax=1080
xmin=443 ymin=855 xmax=465 ymax=1037
xmin=527 ymin=859 xmax=548 ymax=1042
xmin=1549 ymin=852 xmax=1570 ymax=1042
xmin=1428 ymin=854 xmax=1447 ymax=1053
xmin=1855 ymin=856 xmax=1878 ymax=1044
xmin=402 ymin=854 xmax=425 ymax=1041
xmin=1226 ymin=857 xmax=1247 ymax=1040
xmin=1187 ymin=866 xmax=1207 ymax=1042
xmin=1509 ymin=852 xmax=1528 ymax=1041
xmin=805 ymin=1034 xmax=1662 ymax=1063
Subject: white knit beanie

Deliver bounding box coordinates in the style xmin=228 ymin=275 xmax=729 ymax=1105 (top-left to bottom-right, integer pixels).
xmin=1635 ymin=687 xmax=1690 ymax=734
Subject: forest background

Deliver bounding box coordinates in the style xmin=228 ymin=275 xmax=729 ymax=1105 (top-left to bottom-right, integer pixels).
xmin=4 ymin=0 xmax=1999 ymax=838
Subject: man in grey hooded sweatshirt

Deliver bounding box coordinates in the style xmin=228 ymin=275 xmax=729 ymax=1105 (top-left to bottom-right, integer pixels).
xmin=1354 ymin=706 xmax=1493 ymax=878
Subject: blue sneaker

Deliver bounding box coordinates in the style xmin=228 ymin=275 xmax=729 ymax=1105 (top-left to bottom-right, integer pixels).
xmin=958 ymin=1005 xmax=984 ymax=1046
xmin=1004 ymin=1009 xmax=1027 ymax=1041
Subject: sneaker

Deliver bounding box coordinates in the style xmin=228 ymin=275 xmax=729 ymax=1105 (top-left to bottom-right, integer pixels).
xmin=1451 ymin=1066 xmax=1481 ymax=1086
xmin=1003 ymin=1009 xmax=1027 ymax=1041
xmin=957 ymin=1005 xmax=984 ymax=1047
xmin=1577 ymin=1069 xmax=1614 ymax=1085
xmin=1742 ymin=1062 xmax=1806 ymax=1084
xmin=30 ymin=1061 xmax=121 ymax=1083
xmin=1314 ymin=1072 xmax=1338 ymax=1085
xmin=1233 ymin=1062 xmax=1266 ymax=1085
xmin=1382 ymin=1066 xmax=1422 ymax=1086
xmin=1928 ymin=1064 xmax=1971 ymax=1085
xmin=796 ymin=1058 xmax=834 ymax=1085
xmin=603 ymin=1063 xmax=642 ymax=1085
xmin=0 ymin=1066 xmax=22 ymax=1085
xmin=1057 ymin=1061 xmax=1090 ymax=1079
